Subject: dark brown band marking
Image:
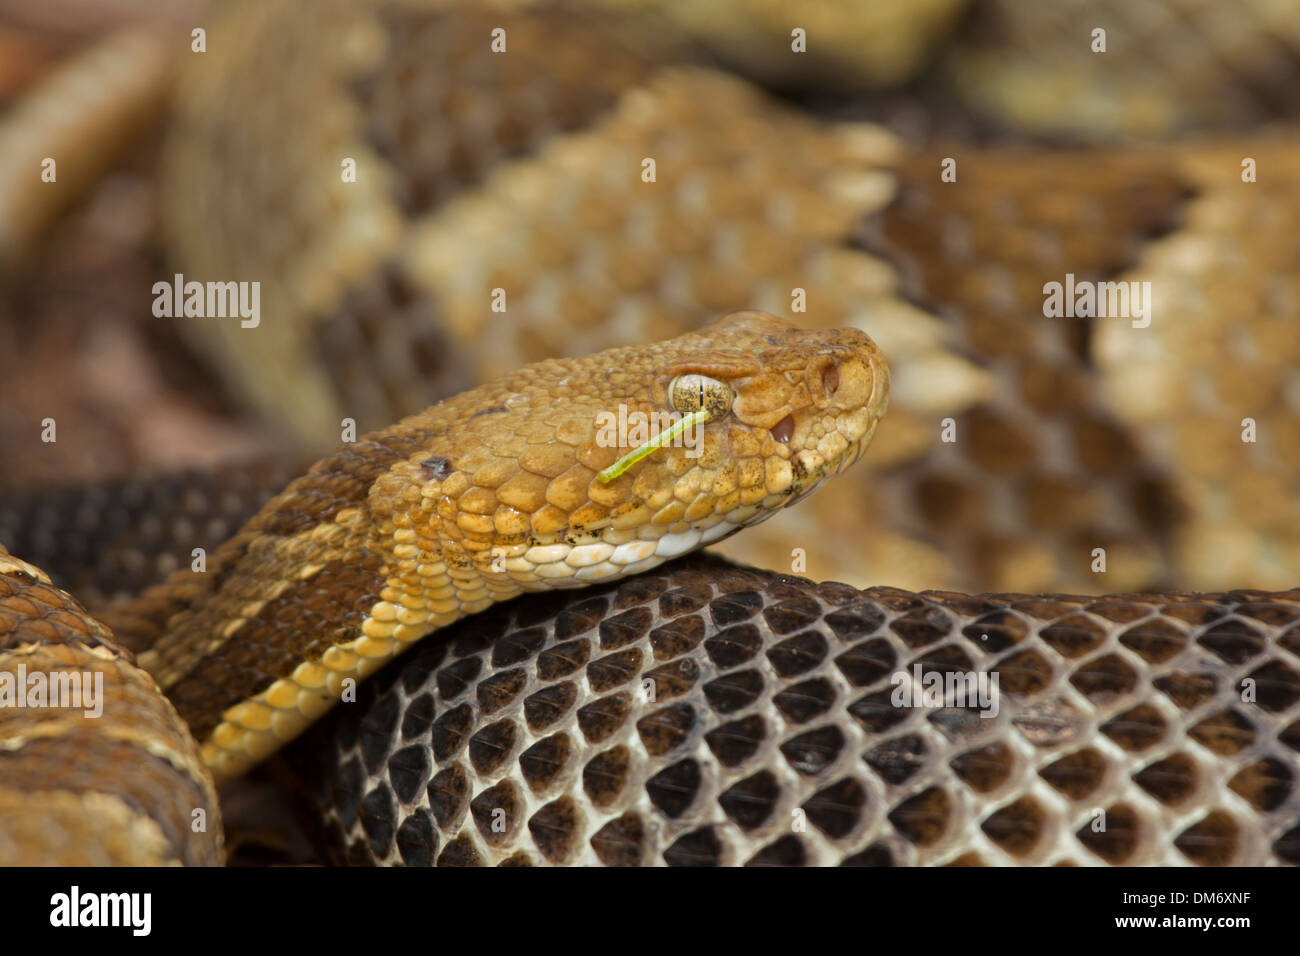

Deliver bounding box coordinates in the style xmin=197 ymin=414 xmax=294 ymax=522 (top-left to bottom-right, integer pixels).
xmin=164 ymin=557 xmax=386 ymax=740
xmin=256 ymin=432 xmax=433 ymax=539
xmin=0 ymin=722 xmax=219 ymax=865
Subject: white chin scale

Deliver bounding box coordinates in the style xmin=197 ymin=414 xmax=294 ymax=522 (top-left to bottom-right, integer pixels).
xmin=510 ymin=463 xmax=846 ymax=588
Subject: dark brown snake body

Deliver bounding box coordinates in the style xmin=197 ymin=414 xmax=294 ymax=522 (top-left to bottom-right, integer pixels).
xmin=294 ymin=558 xmax=1300 ymax=866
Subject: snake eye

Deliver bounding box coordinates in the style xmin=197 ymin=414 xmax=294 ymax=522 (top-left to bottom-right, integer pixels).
xmin=668 ymin=374 xmax=732 ymax=418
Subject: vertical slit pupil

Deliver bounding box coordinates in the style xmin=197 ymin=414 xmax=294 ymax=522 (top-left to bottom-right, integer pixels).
xmin=823 ymin=364 xmax=840 ymax=396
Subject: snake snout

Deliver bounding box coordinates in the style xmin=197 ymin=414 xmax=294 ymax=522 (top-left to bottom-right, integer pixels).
xmin=867 ymin=349 xmax=890 ymax=419
xmin=817 ymin=335 xmax=889 ymax=420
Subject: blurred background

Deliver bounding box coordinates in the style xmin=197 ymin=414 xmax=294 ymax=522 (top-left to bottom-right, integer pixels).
xmin=0 ymin=0 xmax=1297 ymax=608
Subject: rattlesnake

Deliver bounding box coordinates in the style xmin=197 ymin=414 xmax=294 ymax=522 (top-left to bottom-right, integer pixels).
xmin=0 ymin=0 xmax=1297 ymax=866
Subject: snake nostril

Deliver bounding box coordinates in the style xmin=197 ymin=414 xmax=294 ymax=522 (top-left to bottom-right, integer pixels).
xmin=822 ymin=364 xmax=840 ymax=396
xmin=771 ymin=414 xmax=795 ymax=444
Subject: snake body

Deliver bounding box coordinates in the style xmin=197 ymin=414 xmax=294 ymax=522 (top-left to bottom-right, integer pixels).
xmin=0 ymin=547 xmax=221 ymax=865
xmin=294 ymin=555 xmax=1300 ymax=867
xmin=2 ymin=0 xmax=1299 ymax=866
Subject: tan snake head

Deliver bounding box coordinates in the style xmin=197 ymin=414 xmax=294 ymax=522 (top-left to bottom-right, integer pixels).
xmin=369 ymin=310 xmax=890 ymax=595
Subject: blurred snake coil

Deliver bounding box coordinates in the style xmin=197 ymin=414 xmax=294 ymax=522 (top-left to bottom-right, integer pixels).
xmin=0 ymin=0 xmax=1298 ymax=866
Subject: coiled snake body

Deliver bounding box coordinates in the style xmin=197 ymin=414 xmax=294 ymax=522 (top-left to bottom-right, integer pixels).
xmin=1 ymin=0 xmax=1299 ymax=866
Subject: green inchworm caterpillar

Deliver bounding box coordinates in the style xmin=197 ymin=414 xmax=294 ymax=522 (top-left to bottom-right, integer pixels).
xmin=596 ymin=409 xmax=712 ymax=483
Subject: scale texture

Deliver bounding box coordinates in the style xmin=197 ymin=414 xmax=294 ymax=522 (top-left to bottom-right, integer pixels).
xmin=291 ymin=555 xmax=1300 ymax=866
xmin=0 ymin=548 xmax=222 ymax=866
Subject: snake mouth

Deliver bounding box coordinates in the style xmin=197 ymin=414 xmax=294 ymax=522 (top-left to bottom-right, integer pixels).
xmin=782 ymin=477 xmax=826 ymax=509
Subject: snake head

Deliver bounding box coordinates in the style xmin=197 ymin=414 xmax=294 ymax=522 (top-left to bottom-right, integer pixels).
xmin=374 ymin=311 xmax=887 ymax=587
